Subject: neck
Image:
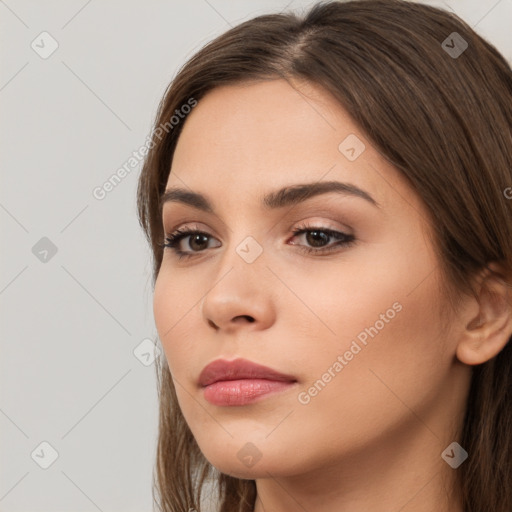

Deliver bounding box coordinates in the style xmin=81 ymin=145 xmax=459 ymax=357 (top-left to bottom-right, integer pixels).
xmin=252 ymin=423 xmax=464 ymax=512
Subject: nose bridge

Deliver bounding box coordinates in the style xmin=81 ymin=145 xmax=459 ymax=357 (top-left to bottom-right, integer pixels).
xmin=200 ymin=231 xmax=274 ymax=330
xmin=208 ymin=231 xmax=267 ymax=299
xmin=215 ymin=212 xmax=268 ymax=270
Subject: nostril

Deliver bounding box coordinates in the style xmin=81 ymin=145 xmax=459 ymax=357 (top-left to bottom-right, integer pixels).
xmin=234 ymin=315 xmax=255 ymax=323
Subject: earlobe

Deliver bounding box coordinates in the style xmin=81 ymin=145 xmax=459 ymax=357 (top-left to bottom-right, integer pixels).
xmin=456 ymin=263 xmax=512 ymax=366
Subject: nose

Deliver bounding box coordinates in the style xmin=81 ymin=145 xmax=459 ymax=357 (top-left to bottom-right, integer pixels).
xmin=201 ymin=246 xmax=276 ymax=334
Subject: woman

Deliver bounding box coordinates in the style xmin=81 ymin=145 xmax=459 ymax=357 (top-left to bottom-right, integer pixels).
xmin=136 ymin=0 xmax=512 ymax=510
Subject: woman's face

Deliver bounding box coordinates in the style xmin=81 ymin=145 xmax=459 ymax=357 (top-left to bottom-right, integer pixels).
xmin=153 ymin=78 xmax=467 ymax=479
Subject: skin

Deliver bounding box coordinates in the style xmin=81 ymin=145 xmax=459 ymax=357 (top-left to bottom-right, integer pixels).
xmin=153 ymin=78 xmax=512 ymax=512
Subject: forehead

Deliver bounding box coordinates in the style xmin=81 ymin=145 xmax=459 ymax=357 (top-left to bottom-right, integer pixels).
xmin=166 ymin=79 xmax=425 ymax=219
xmin=171 ymin=79 xmax=350 ymax=181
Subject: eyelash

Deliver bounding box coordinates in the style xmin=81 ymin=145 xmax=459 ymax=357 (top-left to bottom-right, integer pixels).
xmin=161 ymin=223 xmax=356 ymax=261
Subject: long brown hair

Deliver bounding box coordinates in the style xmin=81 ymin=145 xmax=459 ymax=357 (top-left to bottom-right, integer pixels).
xmin=136 ymin=1 xmax=512 ymax=510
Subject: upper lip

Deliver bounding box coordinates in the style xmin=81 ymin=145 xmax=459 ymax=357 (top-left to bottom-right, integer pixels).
xmin=199 ymin=358 xmax=297 ymax=387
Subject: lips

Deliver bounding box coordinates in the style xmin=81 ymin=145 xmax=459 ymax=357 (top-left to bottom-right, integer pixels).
xmin=198 ymin=358 xmax=297 ymax=387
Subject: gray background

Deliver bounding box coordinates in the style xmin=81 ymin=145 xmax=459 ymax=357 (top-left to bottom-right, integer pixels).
xmin=1 ymin=0 xmax=510 ymax=511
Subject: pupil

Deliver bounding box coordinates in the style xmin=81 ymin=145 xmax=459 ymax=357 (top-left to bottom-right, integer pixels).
xmin=307 ymin=230 xmax=328 ymax=247
xmin=190 ymin=234 xmax=208 ymax=251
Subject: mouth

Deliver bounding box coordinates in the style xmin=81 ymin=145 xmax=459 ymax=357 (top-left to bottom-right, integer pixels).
xmin=202 ymin=378 xmax=298 ymax=406
xmin=198 ymin=358 xmax=298 ymax=406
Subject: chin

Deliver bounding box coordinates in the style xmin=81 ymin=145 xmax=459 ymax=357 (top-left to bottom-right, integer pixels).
xmin=212 ymin=463 xmax=268 ymax=480
xmin=199 ymin=441 xmax=306 ymax=480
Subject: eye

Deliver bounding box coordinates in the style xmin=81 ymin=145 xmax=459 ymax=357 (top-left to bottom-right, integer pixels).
xmin=289 ymin=224 xmax=356 ymax=255
xmin=161 ymin=223 xmax=356 ymax=260
xmin=162 ymin=227 xmax=220 ymax=260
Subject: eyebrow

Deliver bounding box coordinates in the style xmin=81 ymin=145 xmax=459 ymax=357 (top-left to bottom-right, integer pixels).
xmin=159 ymin=180 xmax=380 ymax=213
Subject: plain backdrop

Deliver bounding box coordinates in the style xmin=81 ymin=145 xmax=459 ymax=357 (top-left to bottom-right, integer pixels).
xmin=1 ymin=0 xmax=511 ymax=511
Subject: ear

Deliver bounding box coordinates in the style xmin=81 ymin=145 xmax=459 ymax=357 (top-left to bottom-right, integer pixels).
xmin=456 ymin=262 xmax=512 ymax=365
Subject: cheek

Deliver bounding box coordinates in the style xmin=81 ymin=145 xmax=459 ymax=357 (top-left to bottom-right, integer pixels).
xmin=154 ymin=274 xmax=205 ymax=423
xmin=153 ymin=271 xmax=196 ymax=375
xmin=284 ymin=280 xmax=448 ymax=466
xmin=287 ymin=235 xmax=448 ymax=405
xmin=153 ymin=272 xmax=175 ymax=346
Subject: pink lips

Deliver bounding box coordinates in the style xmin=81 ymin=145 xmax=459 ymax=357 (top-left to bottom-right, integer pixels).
xmin=199 ymin=358 xmax=297 ymax=406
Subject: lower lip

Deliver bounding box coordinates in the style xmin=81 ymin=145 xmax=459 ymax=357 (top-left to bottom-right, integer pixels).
xmin=203 ymin=379 xmax=296 ymax=406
